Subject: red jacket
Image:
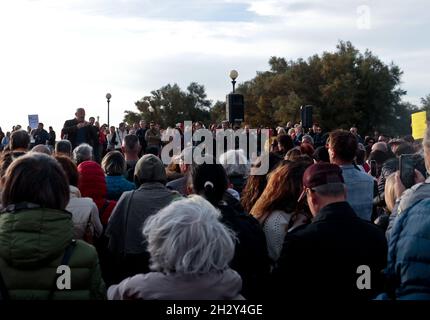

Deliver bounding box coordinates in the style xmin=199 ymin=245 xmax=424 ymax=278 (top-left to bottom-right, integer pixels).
xmin=77 ymin=161 xmax=116 ymax=225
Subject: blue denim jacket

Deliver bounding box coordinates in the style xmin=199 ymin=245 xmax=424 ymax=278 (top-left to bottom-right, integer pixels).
xmin=340 ymin=164 xmax=374 ymax=221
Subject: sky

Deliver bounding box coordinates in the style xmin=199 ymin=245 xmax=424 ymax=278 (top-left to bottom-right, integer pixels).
xmin=0 ymin=0 xmax=429 ymax=133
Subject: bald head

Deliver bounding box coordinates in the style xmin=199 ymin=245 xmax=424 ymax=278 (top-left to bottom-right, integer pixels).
xmin=75 ymin=108 xmax=86 ymax=122
xmin=371 ymin=142 xmax=388 ymax=153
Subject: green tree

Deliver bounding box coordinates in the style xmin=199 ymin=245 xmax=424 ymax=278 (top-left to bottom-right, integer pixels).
xmin=239 ymin=41 xmax=408 ymax=136
xmin=124 ymin=82 xmax=212 ymax=127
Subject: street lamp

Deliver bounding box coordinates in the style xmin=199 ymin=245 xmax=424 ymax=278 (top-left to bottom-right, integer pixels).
xmin=106 ymin=93 xmax=112 ymax=127
xmin=229 ymin=70 xmax=238 ymax=93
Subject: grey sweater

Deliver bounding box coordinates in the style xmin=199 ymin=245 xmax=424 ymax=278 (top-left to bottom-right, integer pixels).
xmin=106 ymin=182 xmax=180 ymax=255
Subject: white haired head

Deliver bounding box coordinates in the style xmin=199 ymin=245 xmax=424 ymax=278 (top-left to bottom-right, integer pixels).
xmin=143 ymin=195 xmax=236 ymax=275
xmin=219 ymin=149 xmax=250 ymax=178
xmin=73 ymin=143 xmax=93 ymax=165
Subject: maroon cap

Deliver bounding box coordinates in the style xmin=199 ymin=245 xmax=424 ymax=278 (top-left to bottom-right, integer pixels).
xmin=298 ymin=163 xmax=344 ymax=202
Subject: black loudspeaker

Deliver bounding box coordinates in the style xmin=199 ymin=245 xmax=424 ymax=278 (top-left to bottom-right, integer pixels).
xmin=226 ymin=94 xmax=244 ymax=123
xmin=301 ymin=105 xmax=313 ymax=128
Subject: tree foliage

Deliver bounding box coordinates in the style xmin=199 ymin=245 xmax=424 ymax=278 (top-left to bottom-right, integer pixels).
xmin=124 ymin=82 xmax=212 ymax=127
xmin=237 ymin=41 xmax=410 ymax=136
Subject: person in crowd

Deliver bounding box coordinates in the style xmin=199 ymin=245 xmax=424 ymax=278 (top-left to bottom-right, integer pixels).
xmin=293 ymin=124 xmax=304 ymax=145
xmin=0 ymin=128 xmax=4 ymax=149
xmin=102 ymin=151 xmax=135 ymax=201
xmin=0 ymin=152 xmax=26 ymax=208
xmin=33 ymin=122 xmax=50 ymax=146
xmin=88 ymin=117 xmax=100 ymax=163
xmin=48 ymin=126 xmax=56 ymax=149
xmin=355 ymin=143 xmax=368 ymax=171
xmin=378 ymin=143 xmax=425 ymax=196
xmin=313 ymin=146 xmax=330 ymax=163
xmin=9 ymin=130 xmax=30 ymax=152
xmin=145 ymin=121 xmax=161 ymax=154
xmin=299 ymin=142 xmax=315 ymax=158
xmin=166 ymin=146 xmax=196 ymax=196
xmin=372 ymin=141 xmax=389 ymax=153
xmin=105 ymin=154 xmax=180 ymax=285
xmin=377 ymin=128 xmax=430 ymax=299
xmin=364 ymin=136 xmax=375 ymax=148
xmin=135 ymin=120 xmax=147 ymax=156
xmin=350 ymin=126 xmax=364 ymax=144
xmin=77 ymin=160 xmax=116 ymax=226
xmin=117 ymin=123 xmax=128 ymax=146
xmin=165 ymin=159 xmax=183 ymax=182
xmin=128 ymin=122 xmax=139 ymax=135
xmin=219 ymin=149 xmax=250 ymax=195
xmin=378 ymin=134 xmax=390 ymax=144
xmin=288 ymin=128 xmax=296 ymax=141
xmin=274 ymin=134 xmax=294 ymax=158
xmin=31 ymin=144 xmax=52 ymax=155
xmin=188 ymin=161 xmax=270 ymax=299
xmin=98 ymin=124 xmax=108 ymax=158
xmin=107 ymin=196 xmax=242 ymax=300
xmin=285 ymin=147 xmax=302 ymax=161
xmin=313 ymin=124 xmax=326 ymax=148
xmin=328 ymin=130 xmax=374 ymax=221
xmin=250 ymin=160 xmax=313 ymax=262
xmin=367 ymin=150 xmax=390 ymax=179
xmin=73 ymin=143 xmax=93 ymax=165
xmin=55 ymin=155 xmax=103 ymax=243
xmin=241 ymin=153 xmax=283 ymax=213
xmin=1 ymin=132 xmax=11 ymax=150
xmin=301 ymin=134 xmax=314 ymax=146
xmin=276 ymin=127 xmax=287 ymax=136
xmin=0 ymin=153 xmax=106 ymax=299
xmin=55 ymin=139 xmax=73 ymax=158
xmin=373 ymin=173 xmax=397 ymax=231
xmin=107 ymin=126 xmax=121 ymax=152
xmin=62 ymin=108 xmax=97 ymax=149
xmin=387 ymin=138 xmax=405 ymax=155
xmin=122 ymin=134 xmax=141 ymax=182
xmin=271 ymin=163 xmax=387 ymax=300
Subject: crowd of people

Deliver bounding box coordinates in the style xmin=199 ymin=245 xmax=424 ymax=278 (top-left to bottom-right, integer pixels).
xmin=0 ymin=107 xmax=429 ymax=301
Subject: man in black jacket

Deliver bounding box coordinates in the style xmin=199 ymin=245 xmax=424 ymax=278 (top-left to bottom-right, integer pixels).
xmin=271 ymin=163 xmax=387 ymax=300
xmin=62 ymin=108 xmax=96 ymax=149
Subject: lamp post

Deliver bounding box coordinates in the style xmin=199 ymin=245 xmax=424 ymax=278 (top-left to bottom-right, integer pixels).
xmin=106 ymin=93 xmax=112 ymax=127
xmin=229 ymin=70 xmax=238 ymax=93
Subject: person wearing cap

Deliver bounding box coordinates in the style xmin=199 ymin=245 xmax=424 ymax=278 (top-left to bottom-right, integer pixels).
xmin=104 ymin=154 xmax=181 ymax=285
xmin=328 ymin=130 xmax=375 ymax=221
xmin=271 ymin=163 xmax=387 ymax=300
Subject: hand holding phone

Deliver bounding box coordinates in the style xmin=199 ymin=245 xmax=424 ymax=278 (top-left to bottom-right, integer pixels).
xmin=370 ymin=160 xmax=377 ymax=177
xmin=399 ymin=154 xmax=415 ymax=189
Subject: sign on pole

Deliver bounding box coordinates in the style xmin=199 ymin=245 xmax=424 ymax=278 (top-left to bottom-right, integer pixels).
xmin=411 ymin=111 xmax=427 ymax=140
xmin=28 ymin=114 xmax=39 ymax=129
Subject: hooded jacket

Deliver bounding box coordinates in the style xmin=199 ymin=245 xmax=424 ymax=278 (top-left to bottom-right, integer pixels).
xmin=0 ymin=207 xmax=106 ymax=299
xmin=78 ymin=161 xmax=117 ymax=225
xmin=66 ymin=185 xmax=103 ymax=240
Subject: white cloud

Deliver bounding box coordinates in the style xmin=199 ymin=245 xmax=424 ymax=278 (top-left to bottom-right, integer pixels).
xmin=0 ymin=0 xmax=429 ymax=132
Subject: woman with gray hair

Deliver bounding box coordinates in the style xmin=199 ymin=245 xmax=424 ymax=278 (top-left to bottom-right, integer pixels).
xmin=107 ymin=195 xmax=243 ymax=300
xmin=73 ymin=143 xmax=93 ymax=165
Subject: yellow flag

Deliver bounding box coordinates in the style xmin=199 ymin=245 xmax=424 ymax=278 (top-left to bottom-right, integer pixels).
xmin=411 ymin=111 xmax=427 ymax=140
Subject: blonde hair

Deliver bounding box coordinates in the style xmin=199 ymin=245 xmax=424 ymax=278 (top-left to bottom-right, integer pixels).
xmin=384 ymin=173 xmax=397 ymax=213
